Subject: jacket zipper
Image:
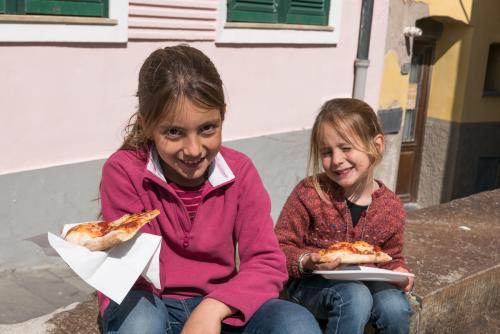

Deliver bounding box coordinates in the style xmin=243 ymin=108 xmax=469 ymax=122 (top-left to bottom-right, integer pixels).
xmin=147 ymin=176 xmax=234 ymax=248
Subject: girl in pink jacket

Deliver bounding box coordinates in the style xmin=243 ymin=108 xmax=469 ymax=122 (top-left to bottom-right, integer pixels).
xmin=99 ymin=45 xmax=321 ymax=334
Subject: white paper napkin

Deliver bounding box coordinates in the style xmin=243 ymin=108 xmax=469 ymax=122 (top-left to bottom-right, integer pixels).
xmin=36 ymin=224 xmax=162 ymax=305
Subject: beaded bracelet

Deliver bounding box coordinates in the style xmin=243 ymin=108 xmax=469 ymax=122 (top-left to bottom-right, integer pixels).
xmin=298 ymin=253 xmax=313 ymax=276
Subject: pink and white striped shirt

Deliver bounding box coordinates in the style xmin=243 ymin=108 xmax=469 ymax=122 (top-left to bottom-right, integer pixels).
xmin=168 ymin=181 xmax=205 ymax=222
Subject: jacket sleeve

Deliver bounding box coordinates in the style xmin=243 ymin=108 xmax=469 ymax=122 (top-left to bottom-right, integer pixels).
xmin=100 ymin=156 xmax=156 ymax=235
xmin=274 ymin=182 xmax=316 ymax=278
xmin=206 ymin=159 xmax=288 ymax=326
xmin=97 ymin=155 xmax=157 ymax=316
xmin=378 ymin=200 xmax=409 ymax=271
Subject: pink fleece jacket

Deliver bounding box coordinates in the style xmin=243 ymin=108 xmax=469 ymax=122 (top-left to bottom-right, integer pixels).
xmin=98 ymin=146 xmax=287 ymax=326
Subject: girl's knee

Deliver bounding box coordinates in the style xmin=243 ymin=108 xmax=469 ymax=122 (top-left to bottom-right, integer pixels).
xmin=278 ymin=306 xmax=322 ymax=334
xmin=102 ymin=291 xmax=168 ymax=334
xmin=107 ymin=317 xmax=168 ymax=334
xmin=325 ymin=282 xmax=373 ymax=313
xmin=372 ymin=290 xmax=412 ymax=323
xmin=257 ymin=299 xmax=322 ymax=334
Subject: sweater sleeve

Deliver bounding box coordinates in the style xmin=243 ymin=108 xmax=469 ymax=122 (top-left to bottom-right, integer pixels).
xmin=378 ymin=200 xmax=409 ymax=271
xmin=274 ymin=181 xmax=316 ymax=278
xmin=206 ymin=159 xmax=288 ymax=326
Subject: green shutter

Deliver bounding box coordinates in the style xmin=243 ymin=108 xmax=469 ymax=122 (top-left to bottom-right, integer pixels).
xmin=285 ymin=0 xmax=330 ymax=25
xmin=1 ymin=0 xmax=17 ymax=13
xmin=227 ymin=0 xmax=278 ymax=23
xmin=17 ymin=0 xmax=108 ymax=17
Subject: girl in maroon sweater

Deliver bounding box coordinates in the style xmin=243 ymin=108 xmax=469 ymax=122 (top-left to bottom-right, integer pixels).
xmin=275 ymin=98 xmax=414 ymax=334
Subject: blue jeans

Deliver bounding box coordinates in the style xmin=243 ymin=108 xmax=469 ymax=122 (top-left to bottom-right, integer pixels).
xmin=101 ymin=290 xmax=322 ymax=334
xmin=287 ymin=276 xmax=411 ymax=334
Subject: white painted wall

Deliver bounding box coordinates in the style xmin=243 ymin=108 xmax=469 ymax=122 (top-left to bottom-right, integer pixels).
xmin=0 ymin=0 xmax=389 ymax=175
xmin=0 ymin=0 xmax=128 ymax=43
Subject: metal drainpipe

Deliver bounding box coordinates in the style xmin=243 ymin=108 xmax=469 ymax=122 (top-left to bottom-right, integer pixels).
xmin=353 ymin=0 xmax=374 ymax=100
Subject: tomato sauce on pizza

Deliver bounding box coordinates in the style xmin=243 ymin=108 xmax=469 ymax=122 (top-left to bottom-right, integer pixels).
xmin=318 ymin=240 xmax=391 ymax=264
xmin=64 ymin=209 xmax=160 ymax=251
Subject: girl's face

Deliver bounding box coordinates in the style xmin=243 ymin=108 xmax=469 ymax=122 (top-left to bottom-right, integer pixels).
xmin=152 ymin=99 xmax=222 ymax=188
xmin=320 ymin=124 xmax=380 ymax=195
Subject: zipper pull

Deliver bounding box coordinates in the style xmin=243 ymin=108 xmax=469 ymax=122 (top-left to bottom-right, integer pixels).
xmin=183 ymin=234 xmax=190 ymax=248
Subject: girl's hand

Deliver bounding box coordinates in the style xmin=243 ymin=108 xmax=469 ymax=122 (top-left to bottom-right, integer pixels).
xmin=180 ymin=298 xmax=235 ymax=334
xmin=301 ymin=253 xmax=342 ymax=272
xmin=393 ymin=266 xmax=414 ymax=292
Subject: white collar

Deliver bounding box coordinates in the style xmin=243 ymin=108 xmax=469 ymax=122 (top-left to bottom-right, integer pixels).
xmin=147 ymin=147 xmax=167 ymax=183
xmin=146 ymin=147 xmax=235 ymax=187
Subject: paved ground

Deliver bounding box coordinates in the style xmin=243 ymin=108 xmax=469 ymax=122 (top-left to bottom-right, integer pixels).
xmin=0 ymin=264 xmax=95 ymax=325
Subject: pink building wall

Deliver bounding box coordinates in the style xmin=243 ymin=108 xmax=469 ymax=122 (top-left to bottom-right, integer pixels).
xmin=0 ymin=0 xmax=388 ymax=175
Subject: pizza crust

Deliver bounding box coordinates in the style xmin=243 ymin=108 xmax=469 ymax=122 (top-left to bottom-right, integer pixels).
xmin=319 ymin=251 xmax=391 ymax=264
xmin=65 ymin=228 xmax=135 ymax=251
xmin=318 ymin=240 xmax=392 ymax=264
xmin=64 ymin=209 xmax=160 ymax=251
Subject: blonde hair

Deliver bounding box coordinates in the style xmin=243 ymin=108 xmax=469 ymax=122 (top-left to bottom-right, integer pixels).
xmin=307 ymin=98 xmax=384 ymax=201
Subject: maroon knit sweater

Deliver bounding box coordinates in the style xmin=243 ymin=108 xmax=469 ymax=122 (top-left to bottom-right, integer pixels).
xmin=275 ymin=175 xmax=409 ymax=278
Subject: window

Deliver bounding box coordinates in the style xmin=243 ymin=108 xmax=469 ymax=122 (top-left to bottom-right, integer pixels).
xmin=476 ymin=157 xmax=500 ymax=192
xmin=0 ymin=0 xmax=108 ymax=17
xmin=484 ymin=43 xmax=500 ymax=97
xmin=227 ymin=0 xmax=330 ymax=26
xmin=0 ymin=0 xmax=127 ymax=43
xmin=217 ymin=0 xmax=341 ymax=44
xmin=402 ymin=52 xmax=423 ymax=142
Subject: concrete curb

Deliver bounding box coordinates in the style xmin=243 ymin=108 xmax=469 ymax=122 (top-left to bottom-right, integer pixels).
xmin=0 ymin=302 xmax=79 ymax=334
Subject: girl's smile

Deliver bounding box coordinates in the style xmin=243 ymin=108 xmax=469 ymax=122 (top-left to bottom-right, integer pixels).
xmin=180 ymin=158 xmax=204 ymax=167
xmin=334 ymin=167 xmax=354 ymax=177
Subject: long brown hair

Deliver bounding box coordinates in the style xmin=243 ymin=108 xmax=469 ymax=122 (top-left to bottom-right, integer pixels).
xmin=121 ymin=44 xmax=226 ymax=151
xmin=97 ymin=45 xmax=226 ymax=218
xmin=308 ymin=98 xmax=384 ymax=201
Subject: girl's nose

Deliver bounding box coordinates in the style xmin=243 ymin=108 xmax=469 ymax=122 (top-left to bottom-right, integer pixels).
xmin=332 ymin=151 xmax=345 ymax=166
xmin=183 ymin=136 xmax=203 ymax=158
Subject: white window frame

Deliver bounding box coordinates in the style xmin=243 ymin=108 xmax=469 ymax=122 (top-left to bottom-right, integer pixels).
xmin=0 ymin=0 xmax=128 ymax=43
xmin=216 ymin=0 xmax=342 ymax=44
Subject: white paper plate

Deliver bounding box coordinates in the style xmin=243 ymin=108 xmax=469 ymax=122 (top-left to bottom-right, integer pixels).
xmin=313 ymin=266 xmax=414 ymax=284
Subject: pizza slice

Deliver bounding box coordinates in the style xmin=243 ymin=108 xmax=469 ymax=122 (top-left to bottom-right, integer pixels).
xmin=318 ymin=240 xmax=392 ymax=264
xmin=64 ymin=209 xmax=160 ymax=251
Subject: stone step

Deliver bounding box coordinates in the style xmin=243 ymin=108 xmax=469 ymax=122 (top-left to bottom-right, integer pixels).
xmin=405 ymin=189 xmax=500 ymax=333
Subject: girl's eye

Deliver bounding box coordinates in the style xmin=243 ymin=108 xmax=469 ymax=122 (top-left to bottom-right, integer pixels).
xmin=200 ymin=124 xmax=217 ymax=135
xmin=320 ymin=149 xmax=332 ymax=156
xmin=165 ymin=128 xmax=182 ymax=138
xmin=341 ymin=146 xmax=352 ymax=152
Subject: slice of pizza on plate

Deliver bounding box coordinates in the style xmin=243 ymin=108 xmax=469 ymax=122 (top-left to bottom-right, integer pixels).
xmin=64 ymin=209 xmax=160 ymax=251
xmin=318 ymin=240 xmax=392 ymax=264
